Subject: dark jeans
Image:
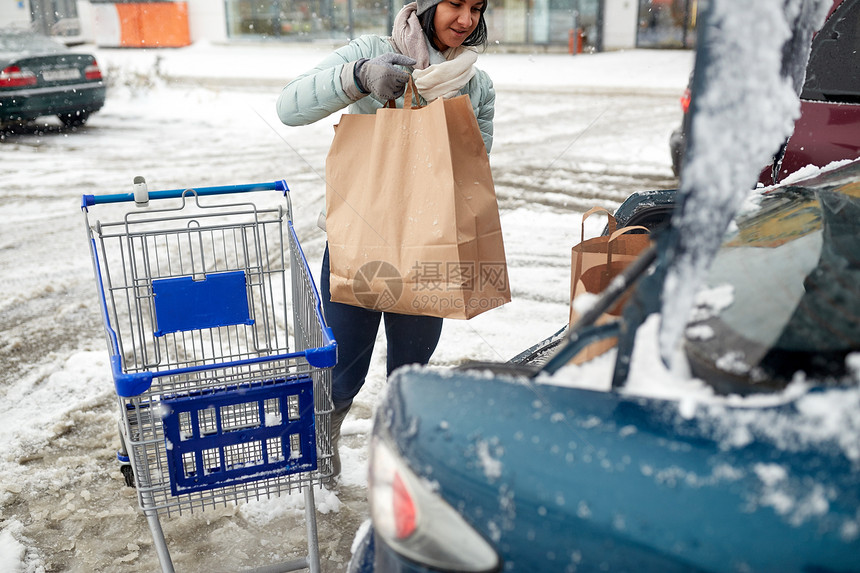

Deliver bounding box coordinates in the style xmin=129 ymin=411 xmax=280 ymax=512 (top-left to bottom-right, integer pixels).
xmin=320 ymin=246 xmax=443 ymax=414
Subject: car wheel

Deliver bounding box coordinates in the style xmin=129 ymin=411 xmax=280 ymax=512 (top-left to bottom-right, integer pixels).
xmin=1 ymin=119 xmax=33 ymax=134
xmin=58 ymin=111 xmax=91 ymax=127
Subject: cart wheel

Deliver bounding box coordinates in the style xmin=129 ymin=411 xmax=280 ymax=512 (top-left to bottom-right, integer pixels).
xmin=120 ymin=464 xmax=135 ymax=488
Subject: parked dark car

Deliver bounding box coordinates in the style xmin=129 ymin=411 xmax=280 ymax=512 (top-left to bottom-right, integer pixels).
xmin=0 ymin=29 xmax=106 ymax=127
xmin=670 ymin=0 xmax=860 ymax=183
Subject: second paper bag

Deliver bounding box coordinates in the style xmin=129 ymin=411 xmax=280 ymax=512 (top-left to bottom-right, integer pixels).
xmin=325 ymin=93 xmax=510 ymax=319
xmin=568 ymin=207 xmax=651 ymax=364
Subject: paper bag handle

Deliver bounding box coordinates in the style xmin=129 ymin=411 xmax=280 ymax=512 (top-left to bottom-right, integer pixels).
xmin=580 ymin=206 xmax=617 ymax=243
xmin=385 ymin=76 xmax=421 ymax=109
xmin=606 ymin=225 xmax=649 ymax=265
xmin=573 ymin=206 xmax=614 ymax=289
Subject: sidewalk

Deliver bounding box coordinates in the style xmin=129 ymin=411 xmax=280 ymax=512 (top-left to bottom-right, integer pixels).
xmin=92 ymin=40 xmax=694 ymax=95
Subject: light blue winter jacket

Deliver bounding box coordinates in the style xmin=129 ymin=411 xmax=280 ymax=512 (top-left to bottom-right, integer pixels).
xmin=276 ymin=34 xmax=495 ymax=153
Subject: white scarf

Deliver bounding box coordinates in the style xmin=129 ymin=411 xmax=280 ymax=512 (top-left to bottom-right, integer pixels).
xmin=390 ymin=2 xmax=478 ymax=102
xmin=413 ymin=47 xmax=478 ymax=101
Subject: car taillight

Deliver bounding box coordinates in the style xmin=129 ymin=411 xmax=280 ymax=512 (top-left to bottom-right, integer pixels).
xmin=392 ymin=473 xmax=417 ymax=539
xmin=369 ymin=436 xmax=499 ymax=572
xmin=85 ymin=61 xmax=103 ymax=81
xmin=0 ymin=65 xmax=37 ymax=88
xmin=680 ymin=87 xmax=691 ymax=114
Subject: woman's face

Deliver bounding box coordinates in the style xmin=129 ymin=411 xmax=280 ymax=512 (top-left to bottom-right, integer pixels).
xmin=431 ymin=0 xmax=484 ymax=51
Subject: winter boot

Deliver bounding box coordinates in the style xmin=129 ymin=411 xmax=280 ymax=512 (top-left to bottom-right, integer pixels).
xmin=325 ymin=406 xmax=350 ymax=488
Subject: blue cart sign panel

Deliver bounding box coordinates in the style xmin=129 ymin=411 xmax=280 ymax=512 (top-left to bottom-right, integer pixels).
xmin=152 ymin=271 xmax=254 ymax=336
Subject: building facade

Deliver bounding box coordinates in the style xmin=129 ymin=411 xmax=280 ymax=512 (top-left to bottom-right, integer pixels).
xmin=8 ymin=0 xmax=696 ymax=51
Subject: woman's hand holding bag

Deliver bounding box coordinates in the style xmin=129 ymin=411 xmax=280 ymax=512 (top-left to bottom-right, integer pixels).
xmin=354 ymin=53 xmax=417 ymax=100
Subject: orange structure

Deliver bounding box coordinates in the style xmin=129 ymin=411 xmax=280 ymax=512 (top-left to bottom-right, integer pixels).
xmin=96 ymin=2 xmax=191 ymax=48
xmin=568 ymin=28 xmax=584 ymax=54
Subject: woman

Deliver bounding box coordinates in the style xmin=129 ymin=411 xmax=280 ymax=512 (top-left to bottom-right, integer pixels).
xmin=276 ymin=0 xmax=495 ymax=481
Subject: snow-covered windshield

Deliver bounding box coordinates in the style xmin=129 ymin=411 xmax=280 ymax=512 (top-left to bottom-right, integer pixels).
xmin=0 ymin=31 xmax=66 ymax=59
xmin=801 ymin=0 xmax=860 ymax=103
xmin=684 ymin=160 xmax=860 ymax=393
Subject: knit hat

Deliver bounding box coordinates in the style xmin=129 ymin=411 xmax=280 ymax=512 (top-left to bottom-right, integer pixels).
xmin=416 ymin=0 xmax=443 ymax=15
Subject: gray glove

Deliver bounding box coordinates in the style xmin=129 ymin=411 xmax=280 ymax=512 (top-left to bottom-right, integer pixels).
xmin=354 ymin=53 xmax=417 ymax=100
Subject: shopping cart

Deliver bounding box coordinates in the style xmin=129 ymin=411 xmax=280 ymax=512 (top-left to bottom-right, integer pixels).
xmin=81 ymin=179 xmax=336 ymax=573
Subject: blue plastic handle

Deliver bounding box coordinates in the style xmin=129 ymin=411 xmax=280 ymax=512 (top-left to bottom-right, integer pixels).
xmin=113 ymin=348 xmax=336 ymax=397
xmin=82 ymin=180 xmax=289 ymax=209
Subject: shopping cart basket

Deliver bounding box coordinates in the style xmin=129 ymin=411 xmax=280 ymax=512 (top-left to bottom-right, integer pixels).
xmin=81 ymin=179 xmax=336 ymax=573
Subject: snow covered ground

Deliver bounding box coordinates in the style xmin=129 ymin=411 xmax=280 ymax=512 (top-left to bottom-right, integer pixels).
xmin=0 ymin=41 xmax=693 ymax=572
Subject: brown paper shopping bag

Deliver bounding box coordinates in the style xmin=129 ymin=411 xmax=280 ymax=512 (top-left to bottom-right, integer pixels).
xmin=568 ymin=207 xmax=650 ymax=363
xmin=324 ymin=83 xmax=510 ymax=319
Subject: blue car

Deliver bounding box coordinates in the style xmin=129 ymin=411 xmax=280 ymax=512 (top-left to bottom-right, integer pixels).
xmin=347 ymin=1 xmax=860 ymax=570
xmin=348 ymin=157 xmax=860 ymax=573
